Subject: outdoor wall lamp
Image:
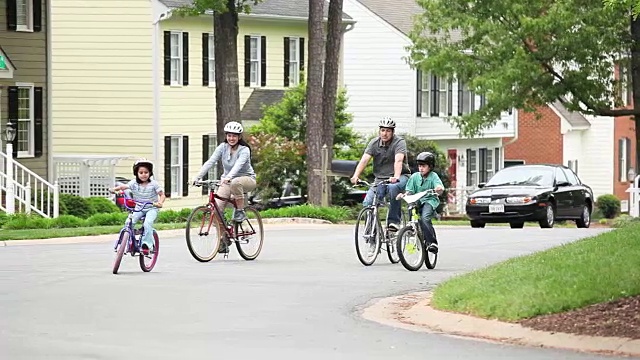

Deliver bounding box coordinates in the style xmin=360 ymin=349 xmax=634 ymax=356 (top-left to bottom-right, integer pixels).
xmin=4 ymin=122 xmax=16 ymax=142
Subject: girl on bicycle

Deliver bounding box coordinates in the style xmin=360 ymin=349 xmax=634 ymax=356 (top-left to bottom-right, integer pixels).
xmin=396 ymin=152 xmax=444 ymax=254
xmin=111 ymin=159 xmax=165 ymax=255
xmin=193 ymin=121 xmax=256 ymax=224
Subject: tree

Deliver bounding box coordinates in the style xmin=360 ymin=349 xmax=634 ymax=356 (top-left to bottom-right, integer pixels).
xmin=321 ymin=0 xmax=345 ymax=204
xmin=604 ymin=0 xmax=640 ymax=18
xmin=305 ymin=0 xmax=326 ymax=205
xmin=174 ymin=0 xmax=261 ymax=148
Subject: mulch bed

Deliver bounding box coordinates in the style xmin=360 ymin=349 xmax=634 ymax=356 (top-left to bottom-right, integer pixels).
xmin=519 ymin=295 xmax=640 ymax=339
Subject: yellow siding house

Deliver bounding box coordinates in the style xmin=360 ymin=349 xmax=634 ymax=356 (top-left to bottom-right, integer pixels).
xmin=50 ymin=0 xmax=355 ymax=210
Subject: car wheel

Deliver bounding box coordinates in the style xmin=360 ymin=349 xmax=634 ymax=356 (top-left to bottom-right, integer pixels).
xmin=510 ymin=222 xmax=524 ymax=229
xmin=539 ymin=204 xmax=555 ymax=228
xmin=576 ymin=205 xmax=591 ymax=228
xmin=470 ymin=220 xmax=485 ymax=228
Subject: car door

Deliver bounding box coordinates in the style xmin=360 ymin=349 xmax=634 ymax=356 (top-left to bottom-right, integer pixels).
xmin=562 ymin=168 xmax=587 ymax=216
xmin=553 ymin=168 xmax=573 ymax=217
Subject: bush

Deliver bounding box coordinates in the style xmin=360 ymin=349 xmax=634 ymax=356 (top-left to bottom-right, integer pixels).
xmin=3 ymin=214 xmax=51 ymax=230
xmin=596 ymin=194 xmax=621 ymax=219
xmin=59 ymin=193 xmax=94 ymax=219
xmin=260 ymin=204 xmax=356 ymax=223
xmin=51 ymin=215 xmax=87 ymax=228
xmin=87 ymin=197 xmax=120 ymax=214
xmin=86 ymin=212 xmax=128 ymax=226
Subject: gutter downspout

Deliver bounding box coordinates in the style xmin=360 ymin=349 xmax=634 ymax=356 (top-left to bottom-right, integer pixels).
xmin=46 ymin=0 xmax=53 ymax=182
xmin=152 ymin=10 xmax=171 ymax=164
xmin=501 ymin=108 xmax=519 ymax=167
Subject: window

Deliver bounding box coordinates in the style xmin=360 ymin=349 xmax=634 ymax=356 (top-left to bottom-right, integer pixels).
xmin=563 ymin=168 xmax=581 ymax=185
xmin=458 ymin=80 xmax=475 ymax=115
xmin=567 ymin=159 xmax=578 ymax=175
xmin=207 ymin=134 xmax=218 ymax=181
xmin=288 ymin=37 xmax=300 ymax=86
xmin=16 ymin=0 xmax=32 ymax=32
xmin=504 ymin=160 xmax=525 ymax=168
xmin=416 ymin=71 xmax=452 ymax=117
xmin=250 ymin=36 xmax=261 ymax=87
xmin=466 ymin=147 xmax=501 ymax=186
xmin=17 ymin=84 xmax=34 ymax=156
xmin=170 ymin=136 xmax=183 ymax=196
xmin=619 ymin=137 xmax=631 ymax=182
xmin=619 ymin=60 xmax=633 ymax=107
xmin=208 ymin=33 xmax=215 ymax=85
xmin=555 ymin=167 xmax=569 ymax=184
xmin=170 ymin=32 xmax=183 ymax=85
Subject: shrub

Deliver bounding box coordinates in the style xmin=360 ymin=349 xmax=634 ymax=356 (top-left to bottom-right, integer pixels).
xmin=596 ymin=194 xmax=621 ymax=219
xmin=59 ymin=193 xmax=94 ymax=219
xmin=87 ymin=197 xmax=120 ymax=214
xmin=259 ymin=204 xmax=355 ymax=223
xmin=3 ymin=214 xmax=52 ymax=230
xmin=51 ymin=215 xmax=87 ymax=228
xmin=86 ymin=212 xmax=128 ymax=227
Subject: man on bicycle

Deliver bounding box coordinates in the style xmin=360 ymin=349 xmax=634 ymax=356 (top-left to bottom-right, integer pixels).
xmin=397 ymin=151 xmax=444 ymax=254
xmin=350 ymin=117 xmax=411 ymax=232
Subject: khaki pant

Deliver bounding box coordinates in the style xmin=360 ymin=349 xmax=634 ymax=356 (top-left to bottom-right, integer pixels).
xmin=215 ymin=176 xmax=256 ymax=211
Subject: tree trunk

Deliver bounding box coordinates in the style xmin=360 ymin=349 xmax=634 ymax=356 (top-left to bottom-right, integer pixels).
xmin=305 ymin=0 xmax=326 ymax=205
xmin=321 ymin=0 xmax=344 ymax=206
xmin=631 ymin=14 xmax=640 ymax=176
xmin=213 ymin=0 xmax=240 ymax=176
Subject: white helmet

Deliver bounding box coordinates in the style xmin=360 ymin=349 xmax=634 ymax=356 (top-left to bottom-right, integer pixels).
xmin=224 ymin=121 xmax=244 ymax=134
xmin=378 ymin=117 xmax=396 ymax=129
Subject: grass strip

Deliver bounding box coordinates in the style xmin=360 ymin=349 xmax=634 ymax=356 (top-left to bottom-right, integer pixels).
xmin=0 ymin=223 xmax=186 ymax=241
xmin=430 ymin=224 xmax=640 ymax=321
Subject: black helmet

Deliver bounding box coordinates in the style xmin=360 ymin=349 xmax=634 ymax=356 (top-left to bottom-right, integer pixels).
xmin=416 ymin=151 xmax=436 ymax=168
xmin=132 ymin=158 xmax=154 ymax=176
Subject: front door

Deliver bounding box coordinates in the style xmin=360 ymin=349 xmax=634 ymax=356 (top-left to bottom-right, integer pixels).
xmin=447 ymin=149 xmax=457 ymax=187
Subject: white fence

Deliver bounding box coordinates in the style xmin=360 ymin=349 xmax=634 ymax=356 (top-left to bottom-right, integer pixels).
xmin=53 ymin=155 xmax=133 ymax=198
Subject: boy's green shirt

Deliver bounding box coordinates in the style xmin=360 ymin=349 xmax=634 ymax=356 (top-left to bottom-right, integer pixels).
xmin=405 ymin=171 xmax=443 ymax=210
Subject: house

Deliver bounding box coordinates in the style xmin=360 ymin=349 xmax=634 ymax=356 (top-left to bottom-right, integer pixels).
xmin=0 ymin=0 xmax=57 ymax=217
xmin=503 ymin=97 xmax=636 ymax=202
xmin=49 ymin=0 xmax=355 ymax=210
xmin=341 ymin=0 xmax=516 ymax=197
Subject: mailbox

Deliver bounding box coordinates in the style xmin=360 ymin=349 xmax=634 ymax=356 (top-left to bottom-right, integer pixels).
xmin=331 ymin=160 xmax=358 ymax=177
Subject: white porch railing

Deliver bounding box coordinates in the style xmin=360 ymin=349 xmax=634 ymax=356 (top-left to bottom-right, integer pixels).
xmin=0 ymin=149 xmax=59 ymax=218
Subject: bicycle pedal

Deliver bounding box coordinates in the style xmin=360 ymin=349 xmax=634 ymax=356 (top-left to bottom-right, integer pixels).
xmin=223 ymin=253 xmax=229 ymax=259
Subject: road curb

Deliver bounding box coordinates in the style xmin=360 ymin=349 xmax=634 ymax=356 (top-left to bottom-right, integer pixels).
xmin=362 ymin=291 xmax=640 ymax=357
xmin=0 ymin=218 xmax=341 ymax=246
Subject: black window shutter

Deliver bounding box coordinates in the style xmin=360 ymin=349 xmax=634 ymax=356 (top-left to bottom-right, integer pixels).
xmin=182 ymin=32 xmax=189 ymax=86
xmin=202 ymin=135 xmax=209 ymax=195
xmin=619 ymin=138 xmax=624 ymax=181
xmin=466 ymin=149 xmax=472 ymax=186
xmin=416 ymin=71 xmax=422 ymax=116
xmin=202 ymin=33 xmax=209 ymax=86
xmin=494 ymin=147 xmax=500 ymax=172
xmin=458 ymin=80 xmax=464 ymax=115
xmin=6 ymin=0 xmax=16 ymax=31
xmin=8 ymin=86 xmax=18 ymax=157
xmin=299 ymin=37 xmax=305 ymax=82
xmin=34 ymin=87 xmax=43 ymax=157
xmin=479 ymin=148 xmax=487 ymax=183
xmin=626 ymin=137 xmax=631 ymax=175
xmin=164 ymin=136 xmax=172 ymax=198
xmin=480 ymin=94 xmax=486 ymax=108
xmin=430 ymin=75 xmax=438 ymax=116
xmin=33 ymin=0 xmax=42 ymax=32
xmin=260 ymin=36 xmax=267 ymax=87
xmin=284 ymin=37 xmax=290 ymax=87
xmin=182 ymin=135 xmax=189 ymax=196
xmin=447 ymin=80 xmax=453 ymax=116
xmin=244 ymin=35 xmax=250 ymax=87
xmin=163 ymin=31 xmax=171 ymax=85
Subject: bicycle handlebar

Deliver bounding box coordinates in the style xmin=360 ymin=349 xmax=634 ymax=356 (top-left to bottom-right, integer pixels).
xmin=355 ymin=179 xmax=392 ymax=188
xmin=113 ymin=191 xmax=157 ymax=211
xmin=193 ymin=179 xmax=221 ymax=187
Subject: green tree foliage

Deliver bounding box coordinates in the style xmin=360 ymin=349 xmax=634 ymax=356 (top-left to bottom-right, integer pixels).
xmin=408 ymin=0 xmax=632 ymax=138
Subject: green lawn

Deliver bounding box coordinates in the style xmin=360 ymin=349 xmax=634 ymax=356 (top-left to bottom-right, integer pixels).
xmin=0 ymin=222 xmax=186 ymax=241
xmin=430 ymin=223 xmax=640 ymax=321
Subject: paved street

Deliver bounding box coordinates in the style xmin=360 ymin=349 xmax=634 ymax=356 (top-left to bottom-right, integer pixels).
xmin=0 ymin=224 xmax=620 ymax=359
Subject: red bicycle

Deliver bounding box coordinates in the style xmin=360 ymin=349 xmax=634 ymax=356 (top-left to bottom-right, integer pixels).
xmin=186 ymin=179 xmax=264 ymax=261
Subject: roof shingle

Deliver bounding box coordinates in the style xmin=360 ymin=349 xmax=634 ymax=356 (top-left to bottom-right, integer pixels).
xmin=240 ymin=89 xmax=286 ymax=121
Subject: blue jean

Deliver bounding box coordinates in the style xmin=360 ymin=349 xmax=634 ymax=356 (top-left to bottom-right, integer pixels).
xmin=131 ymin=207 xmax=158 ymax=249
xmin=419 ymin=203 xmax=438 ymax=245
xmin=363 ymin=174 xmax=409 ymax=225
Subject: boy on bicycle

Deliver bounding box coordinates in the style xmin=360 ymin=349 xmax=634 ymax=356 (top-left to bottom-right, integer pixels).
xmin=396 ymin=152 xmax=444 ymax=254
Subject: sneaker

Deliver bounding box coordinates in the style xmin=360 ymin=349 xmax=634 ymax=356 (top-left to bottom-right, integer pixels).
xmin=141 ymin=243 xmax=150 ymax=256
xmin=387 ymin=223 xmax=400 ymax=232
xmin=427 ymin=243 xmax=439 ymax=254
xmin=218 ymin=235 xmax=231 ymax=254
xmin=233 ymin=209 xmax=247 ymax=223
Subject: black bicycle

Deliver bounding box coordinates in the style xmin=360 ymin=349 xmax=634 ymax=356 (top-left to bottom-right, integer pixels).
xmin=353 ymin=179 xmax=406 ymax=266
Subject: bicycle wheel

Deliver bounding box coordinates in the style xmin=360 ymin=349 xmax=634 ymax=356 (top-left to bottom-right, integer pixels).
xmin=186 ymin=205 xmax=222 ymax=262
xmin=355 ymin=207 xmax=380 ymax=266
xmin=386 ymin=211 xmax=404 ymax=264
xmin=139 ymin=230 xmax=160 ymax=272
xmin=424 ymin=240 xmax=438 ymax=269
xmin=397 ymin=226 xmax=425 ymax=271
xmin=112 ymin=230 xmax=129 ymax=274
xmin=234 ymin=207 xmax=264 ymax=260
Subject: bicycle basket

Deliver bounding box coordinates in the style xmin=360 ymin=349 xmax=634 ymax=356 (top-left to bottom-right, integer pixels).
xmin=115 ymin=194 xmax=136 ymax=208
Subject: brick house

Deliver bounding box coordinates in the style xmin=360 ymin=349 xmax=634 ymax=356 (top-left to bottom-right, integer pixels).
xmin=503 ymin=95 xmax=636 ymax=202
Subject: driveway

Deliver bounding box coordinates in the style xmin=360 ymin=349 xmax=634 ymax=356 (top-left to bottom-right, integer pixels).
xmin=0 ymin=224 xmax=616 ymax=359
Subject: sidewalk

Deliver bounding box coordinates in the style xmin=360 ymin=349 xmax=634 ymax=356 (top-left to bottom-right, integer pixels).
xmin=362 ymin=291 xmax=640 ymax=357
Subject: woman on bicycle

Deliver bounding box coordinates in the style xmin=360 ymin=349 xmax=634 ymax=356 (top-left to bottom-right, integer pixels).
xmin=396 ymin=152 xmax=443 ymax=254
xmin=111 ymin=159 xmax=165 ymax=255
xmin=193 ymin=121 xmax=256 ymax=223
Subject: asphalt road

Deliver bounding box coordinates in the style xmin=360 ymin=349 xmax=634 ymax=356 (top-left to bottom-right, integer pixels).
xmin=0 ymin=224 xmax=619 ymax=360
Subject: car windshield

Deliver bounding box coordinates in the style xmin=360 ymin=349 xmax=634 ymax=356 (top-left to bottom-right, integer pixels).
xmin=485 ymin=166 xmax=554 ymax=187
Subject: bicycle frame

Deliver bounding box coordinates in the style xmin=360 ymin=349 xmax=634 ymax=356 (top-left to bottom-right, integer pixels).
xmin=356 ymin=179 xmax=394 ymax=241
xmin=401 ymin=189 xmax=439 ymax=242
xmin=195 ymin=179 xmax=256 ymax=240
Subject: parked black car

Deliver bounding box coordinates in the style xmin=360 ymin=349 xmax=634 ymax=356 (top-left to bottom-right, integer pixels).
xmin=465 ymin=164 xmax=594 ymax=229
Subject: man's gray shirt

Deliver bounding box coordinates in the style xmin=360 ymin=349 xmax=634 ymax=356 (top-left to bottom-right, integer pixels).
xmin=364 ymin=135 xmax=410 ymax=180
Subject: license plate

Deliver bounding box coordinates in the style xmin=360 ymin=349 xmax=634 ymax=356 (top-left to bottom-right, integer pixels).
xmin=489 ymin=204 xmax=504 ymax=213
